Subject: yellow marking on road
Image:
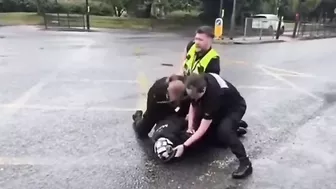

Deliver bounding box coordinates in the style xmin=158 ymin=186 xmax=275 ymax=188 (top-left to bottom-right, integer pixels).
xmin=136 ymin=72 xmax=150 ymax=111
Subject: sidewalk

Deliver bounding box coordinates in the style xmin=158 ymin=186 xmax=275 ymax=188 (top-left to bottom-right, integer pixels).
xmin=214 ymin=36 xmax=293 ymax=45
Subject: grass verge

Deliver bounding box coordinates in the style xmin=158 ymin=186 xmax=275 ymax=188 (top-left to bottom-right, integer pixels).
xmin=0 ymin=12 xmax=201 ymax=30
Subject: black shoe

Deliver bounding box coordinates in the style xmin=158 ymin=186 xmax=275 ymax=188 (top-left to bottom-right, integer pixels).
xmin=132 ymin=110 xmax=143 ymax=122
xmin=236 ymin=127 xmax=247 ymax=137
xmin=232 ymin=157 xmax=253 ymax=179
xmin=238 ymin=120 xmax=248 ymax=128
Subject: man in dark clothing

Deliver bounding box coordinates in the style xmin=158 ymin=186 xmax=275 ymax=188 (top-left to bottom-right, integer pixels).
xmin=132 ymin=75 xmax=190 ymax=139
xmin=151 ymin=115 xmax=190 ymax=162
xmin=179 ymin=25 xmax=221 ymax=75
xmin=174 ymin=73 xmax=252 ymax=179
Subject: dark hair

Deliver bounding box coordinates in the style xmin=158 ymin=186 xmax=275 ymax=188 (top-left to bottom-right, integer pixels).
xmin=196 ymin=25 xmax=214 ymax=38
xmin=185 ymin=73 xmax=207 ymax=92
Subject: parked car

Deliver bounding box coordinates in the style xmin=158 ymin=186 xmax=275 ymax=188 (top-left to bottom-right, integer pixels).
xmin=251 ymin=14 xmax=285 ymax=34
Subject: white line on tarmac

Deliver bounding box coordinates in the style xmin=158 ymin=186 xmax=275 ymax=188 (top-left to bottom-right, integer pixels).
xmin=0 ymin=74 xmax=55 ymax=116
xmin=0 ymin=104 xmax=137 ymax=112
xmin=52 ymin=79 xmax=139 ymax=84
xmin=257 ymin=65 xmax=323 ymax=101
xmin=0 ymin=39 xmax=96 ymax=117
xmin=237 ymin=85 xmax=291 ymax=90
xmin=260 ymin=64 xmax=316 ymax=77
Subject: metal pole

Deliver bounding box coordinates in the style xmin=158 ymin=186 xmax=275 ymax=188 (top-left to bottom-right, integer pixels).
xmin=219 ymin=0 xmax=223 ymax=18
xmin=243 ymin=17 xmax=247 ymax=40
xmin=275 ymin=14 xmax=282 ymax=39
xmin=229 ymin=0 xmax=237 ymax=39
xmin=85 ymin=0 xmax=90 ymax=31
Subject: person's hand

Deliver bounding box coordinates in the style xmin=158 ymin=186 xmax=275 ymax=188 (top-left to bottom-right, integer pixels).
xmin=174 ymin=144 xmax=185 ymax=157
xmin=186 ymin=128 xmax=195 ymax=134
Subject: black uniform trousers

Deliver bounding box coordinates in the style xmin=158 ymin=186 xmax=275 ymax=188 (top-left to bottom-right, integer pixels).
xmin=195 ymin=99 xmax=248 ymax=159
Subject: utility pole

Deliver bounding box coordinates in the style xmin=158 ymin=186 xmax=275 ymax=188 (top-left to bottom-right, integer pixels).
xmin=85 ymin=0 xmax=90 ymax=31
xmin=292 ymin=0 xmax=305 ymax=38
xmin=228 ymin=0 xmax=237 ymax=39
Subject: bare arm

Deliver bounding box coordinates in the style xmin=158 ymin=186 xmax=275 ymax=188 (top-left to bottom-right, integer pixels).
xmin=187 ymin=103 xmax=195 ymax=130
xmin=184 ymin=118 xmax=212 ymax=147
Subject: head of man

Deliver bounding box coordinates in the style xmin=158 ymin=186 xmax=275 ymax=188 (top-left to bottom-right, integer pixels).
xmin=167 ymin=75 xmax=186 ymax=102
xmin=153 ymin=137 xmax=176 ymax=162
xmin=194 ymin=26 xmax=214 ymax=53
xmin=185 ymin=73 xmax=207 ymax=100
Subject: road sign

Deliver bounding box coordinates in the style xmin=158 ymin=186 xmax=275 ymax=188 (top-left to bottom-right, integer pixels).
xmin=214 ymin=18 xmax=223 ymax=39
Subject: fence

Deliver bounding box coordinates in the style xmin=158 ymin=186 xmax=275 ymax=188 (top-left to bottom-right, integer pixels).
xmin=241 ymin=17 xmax=286 ymax=40
xmin=43 ymin=13 xmax=87 ymax=31
xmin=297 ymin=21 xmax=336 ymax=38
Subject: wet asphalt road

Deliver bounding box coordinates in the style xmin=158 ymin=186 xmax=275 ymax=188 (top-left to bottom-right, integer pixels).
xmin=0 ymin=26 xmax=336 ymax=189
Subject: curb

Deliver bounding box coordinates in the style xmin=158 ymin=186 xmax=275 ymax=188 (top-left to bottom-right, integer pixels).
xmin=214 ymin=39 xmax=285 ymax=45
xmin=298 ymin=36 xmax=336 ymax=41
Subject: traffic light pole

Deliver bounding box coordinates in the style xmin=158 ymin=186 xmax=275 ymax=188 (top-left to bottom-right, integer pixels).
xmin=228 ymin=0 xmax=237 ymax=39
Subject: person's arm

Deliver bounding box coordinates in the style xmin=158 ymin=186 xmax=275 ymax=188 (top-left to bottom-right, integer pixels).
xmin=204 ymin=56 xmax=220 ymax=74
xmin=183 ymin=88 xmax=220 ymax=147
xmin=187 ymin=103 xmax=196 ymax=130
xmin=184 ymin=118 xmax=212 ymax=147
xmin=178 ymin=41 xmax=194 ymax=75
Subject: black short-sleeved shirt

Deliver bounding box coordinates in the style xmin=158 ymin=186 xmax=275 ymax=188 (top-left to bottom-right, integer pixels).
xmin=191 ymin=73 xmax=244 ymax=121
xmin=185 ymin=41 xmax=220 ymax=74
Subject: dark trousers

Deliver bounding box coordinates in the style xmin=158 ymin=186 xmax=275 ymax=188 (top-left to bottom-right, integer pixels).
xmin=199 ymin=99 xmax=248 ymax=159
xmin=134 ymin=104 xmax=175 ymax=137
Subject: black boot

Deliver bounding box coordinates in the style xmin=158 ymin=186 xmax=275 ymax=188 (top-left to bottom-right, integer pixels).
xmin=132 ymin=110 xmax=143 ymax=122
xmin=236 ymin=127 xmax=247 ymax=137
xmin=132 ymin=110 xmax=148 ymax=139
xmin=232 ymin=157 xmax=253 ymax=179
xmin=238 ymin=120 xmax=248 ymax=128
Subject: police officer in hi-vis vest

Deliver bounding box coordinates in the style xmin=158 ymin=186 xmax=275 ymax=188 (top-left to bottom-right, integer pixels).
xmin=179 ymin=25 xmax=220 ymax=76
xmin=177 ymin=25 xmax=249 ymax=137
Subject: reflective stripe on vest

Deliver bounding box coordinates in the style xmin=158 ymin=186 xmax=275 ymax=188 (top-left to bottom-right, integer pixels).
xmin=183 ymin=43 xmax=219 ymax=75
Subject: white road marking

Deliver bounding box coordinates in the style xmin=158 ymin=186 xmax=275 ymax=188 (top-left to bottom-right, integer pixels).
xmin=257 ymin=65 xmax=323 ymax=101
xmin=0 ymin=39 xmax=96 ymax=117
xmin=53 ymin=79 xmax=139 ymax=84
xmin=0 ymin=104 xmax=137 ymax=112
xmin=260 ymin=65 xmax=316 ymax=77
xmin=237 ymin=85 xmax=290 ymax=90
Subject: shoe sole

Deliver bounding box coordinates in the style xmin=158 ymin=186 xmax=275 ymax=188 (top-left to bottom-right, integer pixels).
xmin=232 ymin=166 xmax=253 ymax=179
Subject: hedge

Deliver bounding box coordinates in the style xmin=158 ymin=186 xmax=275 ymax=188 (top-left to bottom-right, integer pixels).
xmin=0 ymin=0 xmax=115 ymax=16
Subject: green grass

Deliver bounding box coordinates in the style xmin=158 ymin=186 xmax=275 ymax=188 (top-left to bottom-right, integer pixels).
xmin=0 ymin=12 xmax=43 ymax=25
xmin=0 ymin=12 xmax=201 ymax=30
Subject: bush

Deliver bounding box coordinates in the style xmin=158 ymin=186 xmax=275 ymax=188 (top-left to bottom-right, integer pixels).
xmin=0 ymin=0 xmax=114 ymax=16
xmin=0 ymin=0 xmax=37 ymax=12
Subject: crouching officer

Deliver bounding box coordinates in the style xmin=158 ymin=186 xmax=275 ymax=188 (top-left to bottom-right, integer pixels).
xmin=174 ymin=73 xmax=252 ymax=179
xmin=132 ymin=75 xmax=190 ymax=139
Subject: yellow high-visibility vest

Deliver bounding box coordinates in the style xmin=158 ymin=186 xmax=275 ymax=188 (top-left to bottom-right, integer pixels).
xmin=183 ymin=43 xmax=219 ymax=75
